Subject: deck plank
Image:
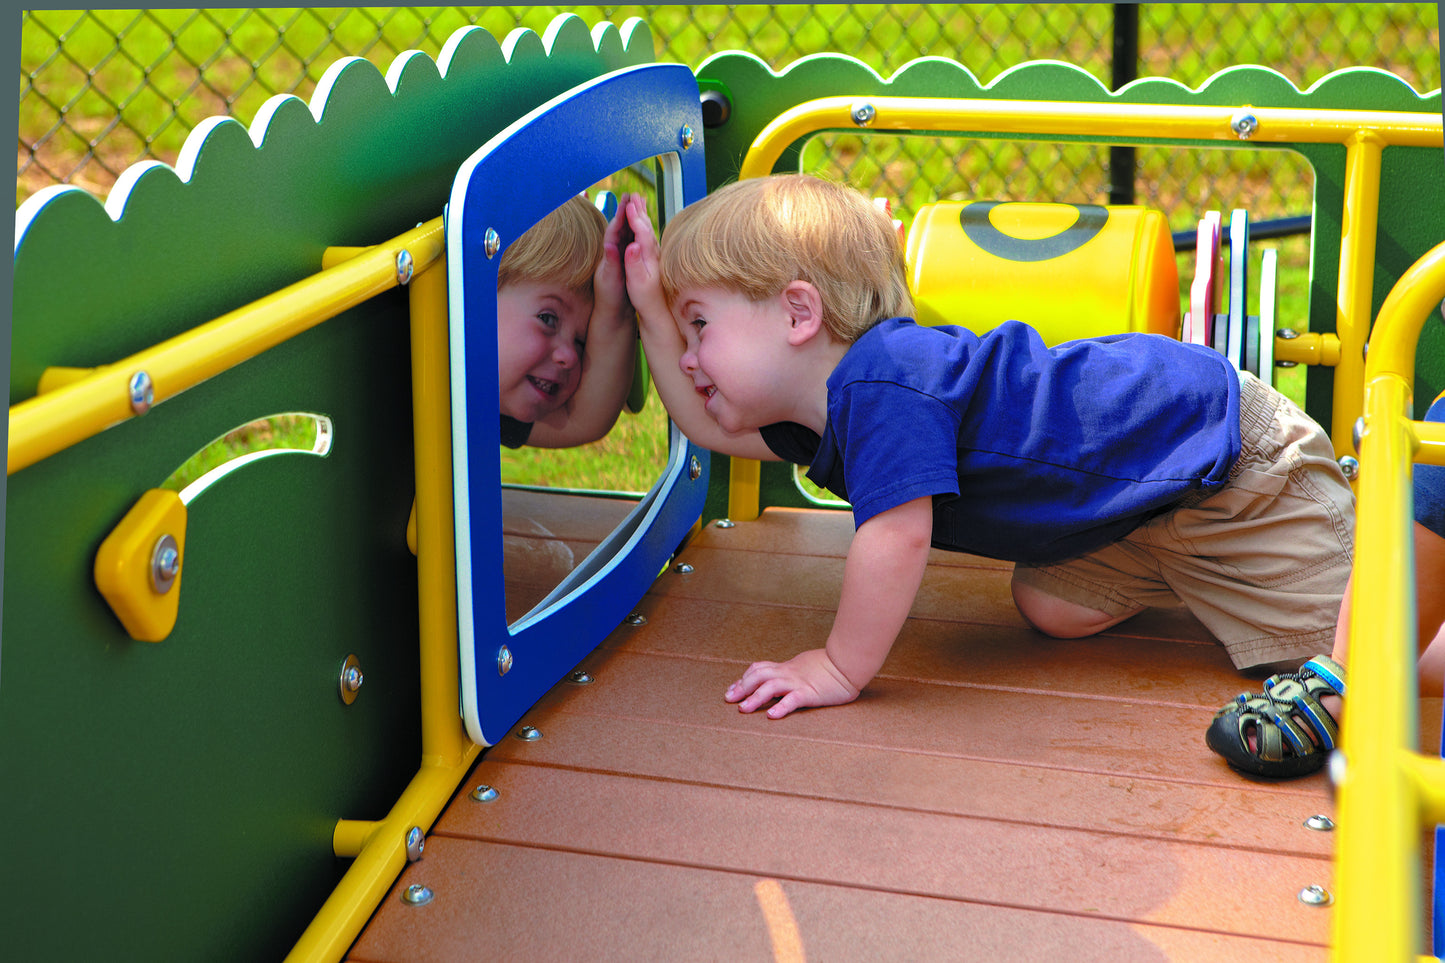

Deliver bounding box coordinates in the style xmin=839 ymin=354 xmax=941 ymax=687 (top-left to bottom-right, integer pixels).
xmin=347 ymin=498 xmax=1437 ymax=961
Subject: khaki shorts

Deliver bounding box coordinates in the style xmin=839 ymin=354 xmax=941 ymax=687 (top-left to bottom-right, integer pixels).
xmin=1011 ymin=370 xmax=1355 ymax=670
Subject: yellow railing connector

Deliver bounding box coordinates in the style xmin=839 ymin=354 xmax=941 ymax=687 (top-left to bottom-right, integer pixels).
xmin=8 ymin=217 xmax=445 ymax=476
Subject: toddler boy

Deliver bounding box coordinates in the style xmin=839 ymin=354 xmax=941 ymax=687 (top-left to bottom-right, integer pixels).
xmin=621 ymin=174 xmax=1355 ymax=779
xmin=497 ymin=193 xmax=638 ymax=448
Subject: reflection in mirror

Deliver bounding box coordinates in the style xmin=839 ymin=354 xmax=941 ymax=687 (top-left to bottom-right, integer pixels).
xmin=497 ymin=164 xmax=668 ymax=624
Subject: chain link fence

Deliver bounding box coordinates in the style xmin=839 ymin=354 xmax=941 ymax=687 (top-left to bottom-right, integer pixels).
xmin=17 ymin=4 xmax=1441 ymax=232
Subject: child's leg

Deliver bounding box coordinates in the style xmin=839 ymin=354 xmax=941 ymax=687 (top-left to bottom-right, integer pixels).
xmin=1009 ymin=579 xmax=1144 ymax=638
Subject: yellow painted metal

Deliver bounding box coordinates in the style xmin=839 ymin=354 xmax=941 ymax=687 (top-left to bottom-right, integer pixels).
xmin=7 ymin=217 xmax=445 ymax=476
xmin=727 ymin=457 xmax=762 ymax=522
xmin=37 ymin=366 xmax=96 ymax=394
xmin=331 ymin=820 xmax=381 ymax=859
xmin=738 ymin=97 xmax=1444 ymax=180
xmin=1274 ymin=331 xmax=1342 ymax=367
xmin=1332 ymin=239 xmax=1445 ymax=963
xmin=286 ymin=251 xmax=480 ymax=963
xmin=1331 ymin=133 xmax=1385 ymax=457
xmin=92 ymin=488 xmax=188 ymax=642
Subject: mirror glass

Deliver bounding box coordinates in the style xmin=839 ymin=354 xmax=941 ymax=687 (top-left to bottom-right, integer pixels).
xmin=496 ymin=163 xmax=669 ymax=624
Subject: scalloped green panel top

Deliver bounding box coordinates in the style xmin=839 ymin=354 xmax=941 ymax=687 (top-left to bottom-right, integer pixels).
xmin=10 ymin=14 xmax=656 ymax=406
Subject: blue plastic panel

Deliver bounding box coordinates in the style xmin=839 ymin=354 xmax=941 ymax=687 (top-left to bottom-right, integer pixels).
xmin=446 ymin=62 xmax=709 ymax=746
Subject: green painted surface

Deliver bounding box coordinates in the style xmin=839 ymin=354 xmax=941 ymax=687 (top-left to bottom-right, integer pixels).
xmin=4 ymin=16 xmax=653 ymax=961
xmin=695 ymin=54 xmax=1444 ymax=512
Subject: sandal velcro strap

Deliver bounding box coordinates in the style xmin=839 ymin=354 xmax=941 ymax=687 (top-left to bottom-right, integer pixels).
xmin=1204 ymin=654 xmax=1346 ymax=778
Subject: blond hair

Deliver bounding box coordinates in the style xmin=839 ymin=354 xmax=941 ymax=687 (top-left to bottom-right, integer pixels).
xmin=498 ymin=194 xmax=608 ymax=294
xmin=659 ymin=173 xmax=913 ymax=342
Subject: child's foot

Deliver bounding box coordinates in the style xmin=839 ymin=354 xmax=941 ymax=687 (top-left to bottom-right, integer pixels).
xmin=1205 ymin=655 xmax=1345 ymax=778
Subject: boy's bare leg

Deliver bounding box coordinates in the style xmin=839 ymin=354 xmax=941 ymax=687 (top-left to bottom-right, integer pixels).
xmin=1010 ymin=580 xmax=1144 ymax=638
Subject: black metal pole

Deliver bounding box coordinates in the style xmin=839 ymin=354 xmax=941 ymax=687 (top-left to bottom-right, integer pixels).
xmin=1109 ymin=3 xmax=1140 ymax=205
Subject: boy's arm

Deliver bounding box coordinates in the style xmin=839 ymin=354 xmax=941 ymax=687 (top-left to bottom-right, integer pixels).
xmin=528 ymin=195 xmax=639 ymax=448
xmin=726 ymin=495 xmax=934 ymax=718
xmin=622 ymin=197 xmax=778 ymax=462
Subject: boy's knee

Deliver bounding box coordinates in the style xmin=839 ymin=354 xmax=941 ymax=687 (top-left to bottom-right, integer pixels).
xmin=1010 ymin=580 xmax=1140 ymax=638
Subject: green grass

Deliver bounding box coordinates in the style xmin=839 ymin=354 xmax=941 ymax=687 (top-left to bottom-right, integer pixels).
xmin=160 ymin=413 xmax=328 ymax=493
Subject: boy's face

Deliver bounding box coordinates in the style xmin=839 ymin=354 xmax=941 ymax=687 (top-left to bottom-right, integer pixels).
xmin=674 ymin=286 xmax=796 ymax=434
xmin=497 ymin=280 xmax=592 ymax=424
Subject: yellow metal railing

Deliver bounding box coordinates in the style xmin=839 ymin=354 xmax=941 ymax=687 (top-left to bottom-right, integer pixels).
xmin=7 ymin=217 xmax=444 ymax=475
xmin=1334 ymin=239 xmax=1445 ymax=963
xmin=725 ymin=96 xmax=1444 ymax=519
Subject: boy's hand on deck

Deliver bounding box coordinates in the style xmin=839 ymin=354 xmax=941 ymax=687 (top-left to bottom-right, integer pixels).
xmin=725 ymin=648 xmax=861 ymax=719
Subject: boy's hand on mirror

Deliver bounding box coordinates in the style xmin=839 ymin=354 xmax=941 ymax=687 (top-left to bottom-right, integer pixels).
xmin=724 ymin=648 xmax=860 ymax=719
xmin=593 ymin=192 xmax=639 ymax=329
xmin=621 ymin=194 xmax=670 ymax=325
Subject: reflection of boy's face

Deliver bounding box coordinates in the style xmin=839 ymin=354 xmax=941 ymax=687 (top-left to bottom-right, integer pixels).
xmin=497 ymin=280 xmax=593 ymax=424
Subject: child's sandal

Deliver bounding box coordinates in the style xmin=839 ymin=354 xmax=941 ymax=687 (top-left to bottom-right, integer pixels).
xmin=1204 ymin=655 xmax=1346 ymax=778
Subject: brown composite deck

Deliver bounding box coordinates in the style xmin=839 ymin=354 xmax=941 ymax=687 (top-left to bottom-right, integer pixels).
xmin=350 ymin=492 xmax=1440 ymax=962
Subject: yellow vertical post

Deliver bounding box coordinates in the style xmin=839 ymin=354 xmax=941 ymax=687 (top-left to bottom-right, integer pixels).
xmin=1331 ymin=132 xmax=1384 ymax=457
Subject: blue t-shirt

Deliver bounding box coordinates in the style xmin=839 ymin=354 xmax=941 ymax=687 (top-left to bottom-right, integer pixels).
xmin=1418 ymin=393 xmax=1445 ymax=539
xmin=760 ymin=318 xmax=1242 ymax=564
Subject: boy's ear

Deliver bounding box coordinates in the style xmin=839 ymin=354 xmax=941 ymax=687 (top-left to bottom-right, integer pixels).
xmin=781 ymin=280 xmax=825 ymax=346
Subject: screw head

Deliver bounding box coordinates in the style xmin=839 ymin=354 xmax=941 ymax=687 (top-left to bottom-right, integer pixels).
xmin=1338 ymin=455 xmax=1360 ymax=481
xmin=624 ymin=612 xmax=648 ymax=626
xmin=1297 ymin=884 xmax=1333 ymax=906
xmin=715 ymin=519 xmax=735 ymax=529
xmin=497 ymin=645 xmax=513 ymax=676
xmin=405 ymin=826 xmax=425 ymax=862
xmin=150 ymin=534 xmax=180 ymax=593
xmin=395 ymin=249 xmax=414 ymax=285
xmin=674 ymin=562 xmax=694 ymax=574
xmin=402 ymin=883 xmax=434 ymax=905
xmin=338 ymin=654 xmax=363 ymax=705
xmin=470 ymin=784 xmax=499 ymax=803
xmin=128 ymin=370 xmax=155 ymax=415
xmin=566 ymin=669 xmax=594 ymax=685
xmin=516 ymin=725 xmax=542 ymax=741
xmin=1230 ymin=109 xmax=1258 ymax=139
xmin=679 ymin=124 xmax=695 ymax=150
xmin=689 ymin=454 xmax=702 ymax=480
xmin=484 ymin=228 xmax=500 ymax=259
xmin=851 ymin=101 xmax=877 ymax=126
xmin=1303 ymin=814 xmax=1335 ymax=832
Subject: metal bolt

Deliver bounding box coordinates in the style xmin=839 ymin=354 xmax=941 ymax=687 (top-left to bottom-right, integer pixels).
xmin=715 ymin=519 xmax=736 ymax=529
xmin=484 ymin=228 xmax=500 ymax=259
xmin=497 ymin=645 xmax=513 ymax=676
xmin=405 ymin=826 xmax=425 ymax=862
xmin=1338 ymin=455 xmax=1360 ymax=481
xmin=679 ymin=124 xmax=695 ymax=150
xmin=674 ymin=562 xmax=694 ymax=574
xmin=1230 ymin=110 xmax=1258 ymax=139
xmin=1298 ymin=884 xmax=1333 ymax=906
xmin=395 ymin=249 xmax=414 ymax=285
xmin=851 ymin=101 xmax=877 ymax=127
xmin=338 ymin=654 xmax=363 ymax=705
xmin=150 ymin=534 xmax=180 ymax=593
xmin=566 ymin=669 xmax=594 ymax=685
xmin=402 ymin=883 xmax=434 ymax=905
xmin=1352 ymin=417 xmax=1366 ymax=454
xmin=1304 ymin=814 xmax=1336 ymax=832
xmin=470 ymin=784 xmax=499 ymax=803
xmin=128 ymin=370 xmax=155 ymax=415
xmin=516 ymin=725 xmax=542 ymax=741
xmin=624 ymin=613 xmax=648 ymax=626
xmin=689 ymin=454 xmax=702 ymax=481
